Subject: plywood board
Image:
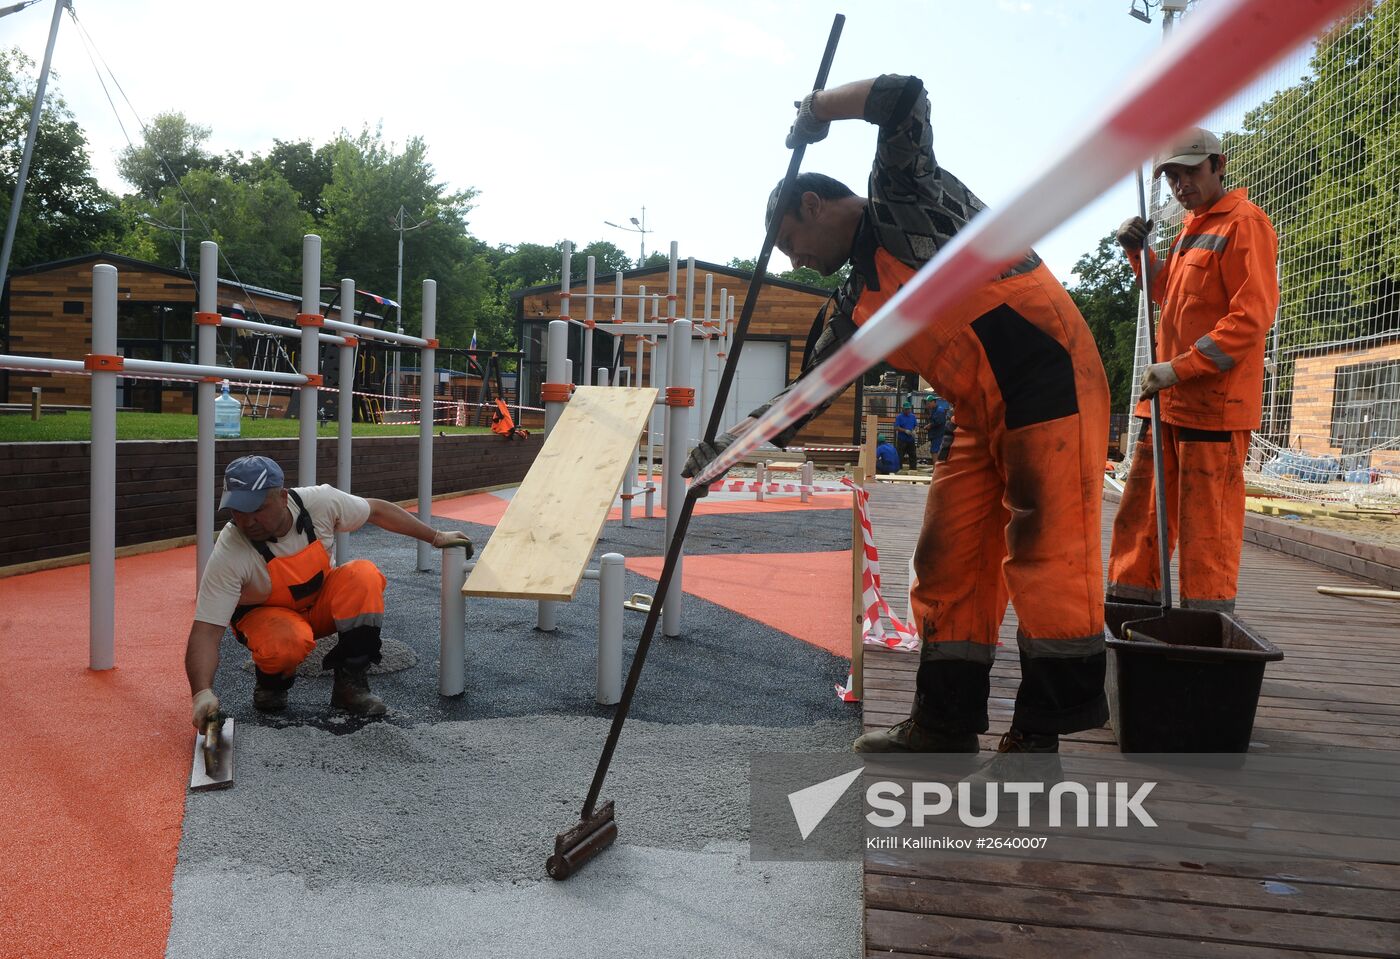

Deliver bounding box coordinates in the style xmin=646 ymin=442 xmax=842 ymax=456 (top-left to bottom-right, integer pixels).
xmin=464 ymin=386 xmax=658 ymax=600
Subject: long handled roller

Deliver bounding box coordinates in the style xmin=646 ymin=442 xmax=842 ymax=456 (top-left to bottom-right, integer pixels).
xmin=546 ymin=12 xmax=847 ymax=881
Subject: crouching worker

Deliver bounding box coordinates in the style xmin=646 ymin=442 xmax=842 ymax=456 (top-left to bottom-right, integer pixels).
xmin=187 ymin=454 xmax=472 ymax=728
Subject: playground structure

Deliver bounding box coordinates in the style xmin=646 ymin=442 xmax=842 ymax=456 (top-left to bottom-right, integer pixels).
xmin=0 ymin=234 xmax=440 ymax=668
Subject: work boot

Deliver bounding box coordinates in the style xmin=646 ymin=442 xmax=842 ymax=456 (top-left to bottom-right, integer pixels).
xmin=853 ymin=717 xmax=979 ymax=754
xmin=331 ymin=664 xmax=387 ymax=716
xmin=253 ymin=670 xmax=291 ymax=714
xmin=961 ymin=729 xmax=1062 ymax=814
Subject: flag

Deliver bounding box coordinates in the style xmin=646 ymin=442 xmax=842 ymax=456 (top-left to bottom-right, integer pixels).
xmin=470 ymin=329 xmax=477 ymax=351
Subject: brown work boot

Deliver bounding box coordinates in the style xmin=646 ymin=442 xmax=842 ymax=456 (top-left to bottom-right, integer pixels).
xmin=961 ymin=729 xmax=1062 ymax=813
xmin=253 ymin=670 xmax=290 ymax=713
xmin=853 ymin=718 xmax=979 ymax=754
xmin=331 ymin=665 xmax=387 ymax=716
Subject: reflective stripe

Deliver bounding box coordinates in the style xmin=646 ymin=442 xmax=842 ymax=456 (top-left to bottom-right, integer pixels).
xmin=1195 ymin=334 xmax=1235 ymax=371
xmin=1181 ymin=596 xmax=1236 ymax=613
xmin=1017 ymin=632 xmax=1105 ymax=658
xmin=1173 ymin=232 xmax=1230 ymax=255
xmin=334 ymin=611 xmax=384 ymax=632
xmin=919 ymin=640 xmax=998 ymax=665
xmin=1106 ymin=582 xmax=1161 ymax=604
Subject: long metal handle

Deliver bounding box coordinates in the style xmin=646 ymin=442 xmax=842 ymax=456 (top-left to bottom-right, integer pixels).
xmin=580 ymin=13 xmax=845 ymax=820
xmin=1136 ymin=167 xmax=1173 ymax=612
xmin=700 ymin=13 xmax=845 ymax=445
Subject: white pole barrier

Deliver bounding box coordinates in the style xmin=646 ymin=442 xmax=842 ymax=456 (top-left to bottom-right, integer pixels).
xmin=417 ymin=278 xmax=437 ymax=572
xmin=89 ymin=264 xmax=117 ymax=671
xmin=336 ymin=277 xmax=356 ymax=562
xmin=699 ymin=273 xmax=713 ymax=438
xmin=801 ymin=460 xmax=814 ymax=504
xmin=692 ymin=0 xmax=1364 ymax=488
xmin=298 ymin=235 xmax=321 ymax=486
xmin=596 ymin=552 xmax=624 ymax=705
xmin=195 ymin=240 xmax=218 ymax=583
xmin=663 ymin=318 xmax=691 ymax=638
xmin=597 ymin=367 xmax=609 ymax=387
xmin=439 ymin=543 xmax=467 ymax=696
xmin=756 ymin=461 xmax=766 ymax=503
xmin=662 ymin=243 xmax=679 ymax=511
xmin=614 ymin=270 xmax=624 ymax=324
xmin=583 ymin=255 xmax=595 ymax=388
xmin=539 ymin=318 xmax=569 ymax=632
xmin=640 ymin=285 xmax=655 ymax=518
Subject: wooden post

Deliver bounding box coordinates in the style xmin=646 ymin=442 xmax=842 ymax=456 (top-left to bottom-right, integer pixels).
xmin=859 ymin=412 xmax=879 ymax=478
xmin=849 ymin=464 xmax=866 ymax=700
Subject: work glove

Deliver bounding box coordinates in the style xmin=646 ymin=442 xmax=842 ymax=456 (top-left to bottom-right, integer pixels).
xmin=785 ymin=92 xmax=830 ymax=149
xmin=1138 ymin=361 xmax=1180 ymax=400
xmin=192 ymin=688 xmax=220 ymax=730
xmin=1116 ymin=216 xmax=1153 ymax=254
xmin=432 ymin=530 xmax=474 ymax=557
xmin=682 ymin=432 xmax=739 ymax=494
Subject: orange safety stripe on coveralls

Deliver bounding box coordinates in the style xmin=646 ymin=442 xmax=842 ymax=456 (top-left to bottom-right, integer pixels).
xmin=1111 ymin=188 xmax=1277 ymax=609
xmin=856 ymin=249 xmax=1112 ymax=734
xmin=232 ymin=491 xmax=386 ymax=676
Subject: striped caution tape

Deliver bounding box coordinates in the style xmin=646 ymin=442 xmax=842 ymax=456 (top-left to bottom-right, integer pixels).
xmin=711 ymin=480 xmax=851 ymax=495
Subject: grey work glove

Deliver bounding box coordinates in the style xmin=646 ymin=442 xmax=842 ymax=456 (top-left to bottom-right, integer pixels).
xmin=431 ymin=529 xmax=474 ymax=557
xmin=192 ymin=688 xmax=220 ymax=730
xmin=1116 ymin=216 xmax=1153 ymax=254
xmin=785 ymin=92 xmax=830 ymax=149
xmin=1138 ymin=361 xmax=1180 ymax=400
xmin=682 ymin=433 xmax=739 ymax=494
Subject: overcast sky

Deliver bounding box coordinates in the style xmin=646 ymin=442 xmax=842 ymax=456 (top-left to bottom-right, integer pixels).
xmin=10 ymin=0 xmax=1201 ymax=286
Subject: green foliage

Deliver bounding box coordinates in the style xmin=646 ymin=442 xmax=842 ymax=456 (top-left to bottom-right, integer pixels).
xmin=0 ymin=411 xmax=489 ymax=442
xmin=0 ymin=48 xmax=118 ymax=270
xmin=1068 ymin=233 xmax=1139 ymax=409
xmin=726 ymin=256 xmax=846 ymax=290
xmin=115 ymin=111 xmax=214 ymax=200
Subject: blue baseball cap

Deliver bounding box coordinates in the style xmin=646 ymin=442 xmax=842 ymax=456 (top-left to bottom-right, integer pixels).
xmin=220 ymin=455 xmax=284 ymax=512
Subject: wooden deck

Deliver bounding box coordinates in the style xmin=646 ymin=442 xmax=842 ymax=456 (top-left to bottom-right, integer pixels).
xmin=860 ymin=482 xmax=1400 ymax=959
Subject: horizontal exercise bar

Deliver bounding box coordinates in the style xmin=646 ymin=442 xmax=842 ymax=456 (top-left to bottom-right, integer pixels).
xmin=322 ymin=317 xmax=429 ymax=347
xmin=222 ymin=316 xmax=348 ymax=345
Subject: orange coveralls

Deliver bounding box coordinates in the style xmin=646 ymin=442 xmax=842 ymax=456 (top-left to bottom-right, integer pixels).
xmin=763 ymin=75 xmax=1111 ymax=735
xmin=1108 ymin=189 xmax=1279 ymax=611
xmin=232 ymin=490 xmax=387 ymax=684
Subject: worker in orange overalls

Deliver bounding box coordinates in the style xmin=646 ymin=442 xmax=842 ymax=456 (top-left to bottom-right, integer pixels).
xmin=187 ymin=455 xmax=472 ymax=729
xmin=1108 ymin=128 xmax=1279 ymax=615
xmin=685 ymin=75 xmax=1111 ymax=769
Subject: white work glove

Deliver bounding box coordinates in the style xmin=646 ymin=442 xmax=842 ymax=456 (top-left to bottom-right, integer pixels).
xmin=1116 ymin=216 xmax=1153 ymax=254
xmin=192 ymin=688 xmax=220 ymax=730
xmin=1139 ymin=361 xmax=1180 ymax=399
xmin=432 ymin=530 xmax=474 ymax=557
xmin=785 ymin=92 xmax=830 ymax=149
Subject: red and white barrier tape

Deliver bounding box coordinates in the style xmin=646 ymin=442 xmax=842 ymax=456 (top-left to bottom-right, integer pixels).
xmin=711 ymin=480 xmax=851 ymax=495
xmin=693 ymin=0 xmax=1362 ymax=492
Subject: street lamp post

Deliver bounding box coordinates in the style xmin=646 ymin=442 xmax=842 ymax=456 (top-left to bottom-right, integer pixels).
xmin=604 ymin=206 xmax=653 ymax=267
xmin=390 ymin=205 xmax=430 ymax=418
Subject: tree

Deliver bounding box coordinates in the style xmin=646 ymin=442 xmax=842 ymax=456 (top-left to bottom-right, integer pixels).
xmin=1068 ymin=233 xmax=1139 ymax=410
xmin=115 ymin=111 xmax=215 ymax=201
xmin=726 ymin=256 xmax=846 ymax=290
xmin=0 ymin=49 xmax=119 ymax=271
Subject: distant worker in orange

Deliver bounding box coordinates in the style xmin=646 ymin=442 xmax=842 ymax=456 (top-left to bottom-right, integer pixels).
xmin=1108 ymin=128 xmax=1279 ymax=615
xmin=686 ymin=74 xmax=1112 ymax=765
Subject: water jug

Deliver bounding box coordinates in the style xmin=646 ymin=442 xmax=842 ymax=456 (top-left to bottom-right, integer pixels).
xmin=214 ymin=379 xmax=241 ymax=438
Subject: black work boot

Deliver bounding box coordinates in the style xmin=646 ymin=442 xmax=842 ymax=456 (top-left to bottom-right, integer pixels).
xmin=853 ymin=717 xmax=979 ymax=754
xmin=961 ymin=728 xmax=1062 ymax=813
xmin=253 ymin=669 xmax=293 ymax=714
xmin=331 ymin=663 xmax=387 ymax=716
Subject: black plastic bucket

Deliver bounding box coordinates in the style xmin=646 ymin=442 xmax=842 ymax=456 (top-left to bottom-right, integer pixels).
xmin=1105 ymin=609 xmax=1283 ymax=753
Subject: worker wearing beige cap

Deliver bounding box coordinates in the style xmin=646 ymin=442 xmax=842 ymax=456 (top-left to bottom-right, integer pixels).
xmin=1108 ymin=127 xmax=1279 ymax=614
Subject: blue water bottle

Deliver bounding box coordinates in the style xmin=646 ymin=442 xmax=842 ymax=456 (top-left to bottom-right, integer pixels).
xmin=214 ymin=379 xmax=242 ymax=438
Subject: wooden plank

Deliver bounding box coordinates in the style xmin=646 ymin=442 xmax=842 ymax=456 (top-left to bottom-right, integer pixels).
xmin=463 ymin=386 xmax=656 ymax=601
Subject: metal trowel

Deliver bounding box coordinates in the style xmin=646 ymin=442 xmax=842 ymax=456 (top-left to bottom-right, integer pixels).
xmin=190 ymin=715 xmax=235 ymax=791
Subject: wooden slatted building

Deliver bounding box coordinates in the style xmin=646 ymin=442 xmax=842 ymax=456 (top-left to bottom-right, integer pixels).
xmin=513 ymin=261 xmax=864 ymax=450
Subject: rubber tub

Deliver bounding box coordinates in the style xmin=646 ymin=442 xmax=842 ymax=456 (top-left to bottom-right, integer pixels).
xmin=1105 ymin=608 xmax=1284 ymax=753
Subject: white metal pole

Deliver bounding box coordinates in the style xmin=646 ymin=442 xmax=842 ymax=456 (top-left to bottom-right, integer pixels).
xmin=336 ymin=277 xmax=356 ymax=562
xmin=583 ymin=255 xmax=595 ymax=387
xmin=614 ymin=270 xmax=624 ymax=324
xmin=640 ymin=285 xmax=655 ymax=518
xmin=756 ymin=461 xmax=766 ymax=503
xmin=417 ymin=278 xmax=436 ymax=572
xmin=196 ymin=241 xmax=218 ymax=584
xmin=90 ymin=264 xmax=118 ymax=671
xmin=298 ymin=235 xmax=321 ymax=486
xmin=539 ymin=318 xmax=569 ymax=632
xmin=699 ymin=273 xmax=713 ymax=437
xmin=597 ymin=552 xmax=624 ymax=704
xmin=663 ymin=318 xmax=691 ymax=638
xmin=597 ymin=367 xmax=609 ymax=387
xmin=439 ymin=544 xmax=467 ymax=696
xmin=802 ymin=460 xmax=814 ymax=504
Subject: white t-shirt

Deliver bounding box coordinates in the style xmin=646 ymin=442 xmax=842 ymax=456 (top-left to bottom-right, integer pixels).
xmin=193 ymin=484 xmax=371 ymax=627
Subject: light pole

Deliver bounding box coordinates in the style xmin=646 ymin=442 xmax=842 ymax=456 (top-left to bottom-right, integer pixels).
xmin=390 ymin=205 xmax=430 ymax=417
xmin=604 ymin=206 xmax=653 ymax=267
xmin=141 ymin=204 xmax=190 ymax=269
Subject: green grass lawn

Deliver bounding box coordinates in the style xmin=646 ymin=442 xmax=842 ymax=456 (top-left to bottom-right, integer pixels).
xmin=0 ymin=411 xmax=492 ymax=442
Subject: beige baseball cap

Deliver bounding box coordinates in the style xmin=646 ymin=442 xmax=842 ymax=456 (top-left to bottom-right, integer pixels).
xmin=1152 ymin=127 xmax=1222 ymax=178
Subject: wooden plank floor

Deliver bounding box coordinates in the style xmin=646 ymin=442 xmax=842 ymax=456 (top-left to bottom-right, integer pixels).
xmin=860 ymin=483 xmax=1400 ymax=959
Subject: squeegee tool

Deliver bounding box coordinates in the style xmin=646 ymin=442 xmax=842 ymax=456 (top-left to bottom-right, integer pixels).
xmin=190 ymin=715 xmax=235 ymax=791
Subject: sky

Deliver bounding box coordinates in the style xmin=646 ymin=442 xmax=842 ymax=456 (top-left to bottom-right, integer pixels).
xmin=8 ymin=0 xmax=1194 ymax=287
